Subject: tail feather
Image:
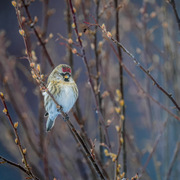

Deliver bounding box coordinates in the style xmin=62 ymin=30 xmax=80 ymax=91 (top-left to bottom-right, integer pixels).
xmin=46 ymin=117 xmax=55 ymax=132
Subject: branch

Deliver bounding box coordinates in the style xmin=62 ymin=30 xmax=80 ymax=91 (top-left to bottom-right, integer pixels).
xmin=68 ymin=0 xmax=111 ymax=149
xmin=85 ymin=22 xmax=180 ymax=112
xmin=139 ymin=120 xmax=168 ymax=178
xmin=114 ymin=0 xmax=127 ymax=176
xmin=165 ymin=141 xmax=180 ymax=180
xmin=0 ymin=155 xmax=30 ymax=176
xmin=110 ymin=41 xmax=180 ymax=122
xmin=0 ymin=93 xmax=39 ymax=180
xmin=21 ymin=0 xmax=55 ymax=69
xmin=168 ymin=0 xmax=180 ymax=32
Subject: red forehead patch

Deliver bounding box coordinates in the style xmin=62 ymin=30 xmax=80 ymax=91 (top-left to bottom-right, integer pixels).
xmin=62 ymin=67 xmax=71 ymax=73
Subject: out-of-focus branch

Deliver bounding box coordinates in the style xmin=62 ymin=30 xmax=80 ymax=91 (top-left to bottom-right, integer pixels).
xmin=109 ymin=33 xmax=180 ymax=112
xmin=165 ymin=141 xmax=180 ymax=180
xmin=110 ymin=41 xmax=180 ymax=121
xmin=93 ymin=0 xmax=105 ymax=163
xmin=68 ymin=0 xmax=111 ymax=149
xmin=38 ymin=0 xmax=50 ymax=179
xmin=0 ymin=93 xmax=39 ymax=180
xmin=66 ymin=1 xmax=73 ymax=69
xmin=139 ymin=120 xmax=168 ymax=179
xmin=20 ymin=0 xmax=55 ymax=69
xmin=114 ymin=0 xmax=127 ymax=176
xmin=167 ymin=0 xmax=180 ymax=32
xmin=85 ymin=22 xmax=180 ymax=112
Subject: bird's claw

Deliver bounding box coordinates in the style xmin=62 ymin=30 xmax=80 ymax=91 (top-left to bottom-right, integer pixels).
xmin=63 ymin=113 xmax=69 ymax=121
xmin=57 ymin=105 xmax=63 ymax=112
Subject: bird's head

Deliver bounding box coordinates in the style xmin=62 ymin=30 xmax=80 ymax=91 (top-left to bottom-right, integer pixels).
xmin=48 ymin=64 xmax=73 ymax=83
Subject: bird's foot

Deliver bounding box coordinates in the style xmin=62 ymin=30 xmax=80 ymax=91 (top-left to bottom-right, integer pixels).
xmin=63 ymin=113 xmax=69 ymax=122
xmin=57 ymin=105 xmax=63 ymax=112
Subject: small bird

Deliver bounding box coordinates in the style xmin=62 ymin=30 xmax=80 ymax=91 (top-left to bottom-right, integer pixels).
xmin=43 ymin=64 xmax=78 ymax=131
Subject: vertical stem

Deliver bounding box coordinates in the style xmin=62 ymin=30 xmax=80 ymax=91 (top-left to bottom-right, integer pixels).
xmin=68 ymin=0 xmax=111 ymax=148
xmin=39 ymin=0 xmax=50 ymax=179
xmin=66 ymin=0 xmax=73 ymax=70
xmin=114 ymin=0 xmax=127 ymax=176
xmin=94 ymin=0 xmax=104 ymax=163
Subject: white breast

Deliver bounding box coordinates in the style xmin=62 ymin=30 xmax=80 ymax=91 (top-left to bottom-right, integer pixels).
xmin=57 ymin=85 xmax=77 ymax=113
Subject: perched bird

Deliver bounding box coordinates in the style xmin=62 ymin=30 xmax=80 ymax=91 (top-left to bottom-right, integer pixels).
xmin=43 ymin=64 xmax=78 ymax=131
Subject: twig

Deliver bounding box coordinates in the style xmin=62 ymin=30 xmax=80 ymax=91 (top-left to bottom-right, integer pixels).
xmin=65 ymin=116 xmax=106 ymax=180
xmin=21 ymin=0 xmax=55 ymax=69
xmin=66 ymin=0 xmax=73 ymax=69
xmin=139 ymin=120 xmax=168 ymax=179
xmin=85 ymin=22 xmax=180 ymax=112
xmin=93 ymin=0 xmax=105 ymax=163
xmin=165 ymin=141 xmax=180 ymax=180
xmin=168 ymin=0 xmax=180 ymax=32
xmin=0 ymin=155 xmax=30 ymax=176
xmin=114 ymin=0 xmax=127 ymax=176
xmin=38 ymin=0 xmax=50 ymax=179
xmin=73 ymin=112 xmax=110 ymax=180
xmin=0 ymin=93 xmax=39 ymax=180
xmin=0 ymin=32 xmax=40 ymax=157
xmin=109 ymin=41 xmax=180 ymax=122
xmin=68 ymin=0 xmax=111 ymax=149
xmin=109 ymin=36 xmax=180 ymax=112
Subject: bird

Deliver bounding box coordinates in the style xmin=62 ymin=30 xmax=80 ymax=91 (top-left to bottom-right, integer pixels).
xmin=43 ymin=64 xmax=78 ymax=132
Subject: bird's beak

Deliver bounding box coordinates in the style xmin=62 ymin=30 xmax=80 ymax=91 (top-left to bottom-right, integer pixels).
xmin=64 ymin=74 xmax=70 ymax=81
xmin=64 ymin=74 xmax=69 ymax=79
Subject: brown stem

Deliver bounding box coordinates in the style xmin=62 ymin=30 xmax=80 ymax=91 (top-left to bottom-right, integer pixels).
xmin=139 ymin=120 xmax=168 ymax=179
xmin=114 ymin=0 xmax=127 ymax=176
xmin=86 ymin=22 xmax=180 ymax=113
xmin=68 ymin=0 xmax=111 ymax=149
xmin=165 ymin=141 xmax=180 ymax=180
xmin=109 ymin=36 xmax=180 ymax=112
xmin=21 ymin=0 xmax=55 ymax=69
xmin=0 ymin=93 xmax=39 ymax=180
xmin=66 ymin=0 xmax=73 ymax=69
xmin=39 ymin=0 xmax=50 ymax=179
xmin=0 ymin=155 xmax=39 ymax=179
xmin=94 ymin=0 xmax=105 ymax=163
xmin=109 ymin=41 xmax=180 ymax=122
xmin=168 ymin=0 xmax=180 ymax=32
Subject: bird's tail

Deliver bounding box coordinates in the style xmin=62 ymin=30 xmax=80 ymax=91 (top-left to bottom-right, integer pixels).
xmin=46 ymin=116 xmax=55 ymax=132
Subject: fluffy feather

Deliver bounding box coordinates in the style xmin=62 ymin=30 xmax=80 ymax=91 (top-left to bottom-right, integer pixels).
xmin=43 ymin=64 xmax=78 ymax=131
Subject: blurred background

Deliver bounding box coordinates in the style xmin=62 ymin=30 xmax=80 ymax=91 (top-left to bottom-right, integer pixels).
xmin=0 ymin=0 xmax=180 ymax=179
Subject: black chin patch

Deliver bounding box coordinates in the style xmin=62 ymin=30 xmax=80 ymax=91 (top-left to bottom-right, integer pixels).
xmin=64 ymin=78 xmax=69 ymax=82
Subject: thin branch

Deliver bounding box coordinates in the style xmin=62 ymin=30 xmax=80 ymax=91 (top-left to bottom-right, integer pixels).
xmin=66 ymin=0 xmax=73 ymax=69
xmin=68 ymin=0 xmax=111 ymax=149
xmin=85 ymin=22 xmax=180 ymax=112
xmin=21 ymin=0 xmax=55 ymax=69
xmin=93 ymin=0 xmax=105 ymax=164
xmin=168 ymin=0 xmax=180 ymax=32
xmin=38 ymin=0 xmax=50 ymax=179
xmin=0 ymin=156 xmax=30 ymax=176
xmin=165 ymin=141 xmax=180 ymax=180
xmin=139 ymin=120 xmax=168 ymax=179
xmin=110 ymin=37 xmax=180 ymax=111
xmin=110 ymin=41 xmax=180 ymax=122
xmin=114 ymin=0 xmax=127 ymax=176
xmin=0 ymin=93 xmax=39 ymax=180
